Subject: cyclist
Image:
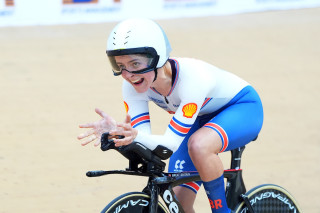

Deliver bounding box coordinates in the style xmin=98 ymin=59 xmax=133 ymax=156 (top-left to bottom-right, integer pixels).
xmin=78 ymin=18 xmax=263 ymax=213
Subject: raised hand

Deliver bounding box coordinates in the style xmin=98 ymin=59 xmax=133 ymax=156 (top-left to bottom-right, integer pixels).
xmin=109 ymin=114 xmax=138 ymax=147
xmin=77 ymin=108 xmax=117 ymax=146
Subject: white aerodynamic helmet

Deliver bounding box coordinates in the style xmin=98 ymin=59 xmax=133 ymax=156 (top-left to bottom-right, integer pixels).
xmin=106 ymin=18 xmax=172 ymax=76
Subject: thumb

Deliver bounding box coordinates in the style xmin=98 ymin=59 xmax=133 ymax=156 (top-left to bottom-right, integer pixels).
xmin=124 ymin=113 xmax=131 ymax=124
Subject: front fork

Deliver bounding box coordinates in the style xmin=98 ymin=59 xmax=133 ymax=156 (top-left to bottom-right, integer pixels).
xmin=144 ymin=179 xmax=184 ymax=213
xmin=145 ymin=178 xmax=185 ymax=213
xmin=149 ymin=180 xmax=160 ymax=213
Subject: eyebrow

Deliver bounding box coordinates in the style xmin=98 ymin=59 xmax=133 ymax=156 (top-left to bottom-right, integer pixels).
xmin=116 ymin=58 xmax=139 ymax=65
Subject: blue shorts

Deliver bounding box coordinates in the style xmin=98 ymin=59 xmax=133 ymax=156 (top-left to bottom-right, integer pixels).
xmin=168 ymin=86 xmax=263 ymax=193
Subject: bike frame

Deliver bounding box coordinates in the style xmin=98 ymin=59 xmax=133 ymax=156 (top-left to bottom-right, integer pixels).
xmin=87 ymin=145 xmax=253 ymax=213
xmin=146 ymin=146 xmax=248 ymax=212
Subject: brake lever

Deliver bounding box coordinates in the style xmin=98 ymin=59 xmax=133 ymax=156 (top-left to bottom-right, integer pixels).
xmin=100 ymin=132 xmax=124 ymax=151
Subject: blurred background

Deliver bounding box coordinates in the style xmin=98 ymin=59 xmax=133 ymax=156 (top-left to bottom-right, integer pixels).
xmin=1 ymin=0 xmax=320 ymax=212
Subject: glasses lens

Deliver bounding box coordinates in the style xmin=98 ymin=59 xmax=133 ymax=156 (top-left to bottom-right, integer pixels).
xmin=108 ymin=53 xmax=157 ymax=75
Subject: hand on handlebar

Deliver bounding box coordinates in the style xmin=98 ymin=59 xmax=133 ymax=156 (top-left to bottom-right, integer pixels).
xmin=109 ymin=114 xmax=138 ymax=147
xmin=77 ymin=108 xmax=117 ymax=147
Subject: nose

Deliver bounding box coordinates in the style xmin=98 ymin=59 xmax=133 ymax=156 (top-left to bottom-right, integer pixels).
xmin=121 ymin=69 xmax=134 ymax=78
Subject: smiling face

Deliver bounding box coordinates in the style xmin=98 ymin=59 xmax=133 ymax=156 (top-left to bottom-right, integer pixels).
xmin=114 ymin=55 xmax=155 ymax=93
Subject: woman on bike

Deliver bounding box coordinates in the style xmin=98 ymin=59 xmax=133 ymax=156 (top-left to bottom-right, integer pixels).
xmin=78 ymin=18 xmax=263 ymax=213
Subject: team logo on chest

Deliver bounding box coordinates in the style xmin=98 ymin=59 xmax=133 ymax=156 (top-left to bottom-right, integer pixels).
xmin=182 ymin=103 xmax=197 ymax=118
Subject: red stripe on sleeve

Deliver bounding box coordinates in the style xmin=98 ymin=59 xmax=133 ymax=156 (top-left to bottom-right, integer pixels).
xmin=131 ymin=115 xmax=150 ymax=127
xmin=170 ymin=119 xmax=190 ymax=134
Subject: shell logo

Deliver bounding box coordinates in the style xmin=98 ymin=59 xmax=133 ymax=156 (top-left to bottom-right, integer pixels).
xmin=182 ymin=103 xmax=197 ymax=118
xmin=124 ymin=101 xmax=129 ymax=113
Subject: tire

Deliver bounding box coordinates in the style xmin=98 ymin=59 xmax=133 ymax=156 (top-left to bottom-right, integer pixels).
xmin=101 ymin=192 xmax=168 ymax=213
xmin=234 ymin=184 xmax=301 ymax=213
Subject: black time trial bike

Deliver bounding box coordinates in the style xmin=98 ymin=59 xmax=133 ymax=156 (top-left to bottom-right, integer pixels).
xmin=86 ymin=133 xmax=301 ymax=213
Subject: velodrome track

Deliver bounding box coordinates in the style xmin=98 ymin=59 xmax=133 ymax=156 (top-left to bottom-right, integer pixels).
xmin=1 ymin=7 xmax=319 ymax=212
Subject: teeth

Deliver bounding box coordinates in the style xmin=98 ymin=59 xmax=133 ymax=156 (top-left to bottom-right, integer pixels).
xmin=131 ymin=79 xmax=141 ymax=83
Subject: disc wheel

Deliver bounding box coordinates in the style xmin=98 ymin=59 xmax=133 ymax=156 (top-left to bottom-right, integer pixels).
xmin=234 ymin=184 xmax=301 ymax=213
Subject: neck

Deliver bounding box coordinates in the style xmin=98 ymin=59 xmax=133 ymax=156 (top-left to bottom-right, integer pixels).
xmin=151 ymin=61 xmax=172 ymax=96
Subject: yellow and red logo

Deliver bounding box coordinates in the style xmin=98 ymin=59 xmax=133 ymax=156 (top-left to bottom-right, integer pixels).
xmin=124 ymin=101 xmax=129 ymax=113
xmin=182 ymin=103 xmax=197 ymax=118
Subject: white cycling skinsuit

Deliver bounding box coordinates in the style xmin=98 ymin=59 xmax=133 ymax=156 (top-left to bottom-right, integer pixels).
xmin=122 ymin=57 xmax=262 ymax=154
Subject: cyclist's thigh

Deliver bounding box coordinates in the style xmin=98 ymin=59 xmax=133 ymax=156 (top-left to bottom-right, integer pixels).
xmin=204 ymin=86 xmax=263 ymax=152
xmin=168 ymin=108 xmax=221 ymax=174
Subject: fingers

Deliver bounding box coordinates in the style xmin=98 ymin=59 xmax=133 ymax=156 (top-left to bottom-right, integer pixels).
xmin=79 ymin=122 xmax=95 ymax=128
xmin=95 ymin=108 xmax=109 ymax=119
xmin=110 ymin=123 xmax=137 ymax=147
xmin=80 ymin=134 xmax=97 ymax=146
xmin=93 ymin=136 xmax=102 ymax=147
xmin=109 ymin=123 xmax=130 ymax=137
xmin=77 ymin=129 xmax=95 ymax=140
xmin=77 ymin=128 xmax=99 ymax=146
xmin=109 ymin=128 xmax=127 ymax=147
xmin=113 ymin=137 xmax=131 ymax=147
xmin=117 ymin=122 xmax=132 ymax=130
xmin=78 ymin=108 xmax=110 ymax=147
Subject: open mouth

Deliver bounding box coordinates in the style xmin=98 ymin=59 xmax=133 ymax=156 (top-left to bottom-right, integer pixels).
xmin=132 ymin=78 xmax=144 ymax=85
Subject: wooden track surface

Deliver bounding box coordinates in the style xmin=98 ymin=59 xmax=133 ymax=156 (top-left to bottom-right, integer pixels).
xmin=1 ymin=8 xmax=319 ymax=212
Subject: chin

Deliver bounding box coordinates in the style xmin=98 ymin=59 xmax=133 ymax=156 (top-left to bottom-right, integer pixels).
xmin=134 ymin=87 xmax=149 ymax=93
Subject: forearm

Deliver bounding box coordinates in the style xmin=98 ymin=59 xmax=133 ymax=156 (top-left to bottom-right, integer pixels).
xmin=134 ymin=130 xmax=180 ymax=153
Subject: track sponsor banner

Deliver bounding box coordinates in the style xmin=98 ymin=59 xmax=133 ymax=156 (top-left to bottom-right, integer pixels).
xmin=0 ymin=0 xmax=121 ymax=26
xmin=163 ymin=0 xmax=218 ymax=11
xmin=60 ymin=0 xmax=121 ymax=24
xmin=0 ymin=0 xmax=320 ymax=27
xmin=161 ymin=0 xmax=320 ymax=17
xmin=160 ymin=0 xmax=219 ymax=18
xmin=0 ymin=0 xmax=15 ymax=19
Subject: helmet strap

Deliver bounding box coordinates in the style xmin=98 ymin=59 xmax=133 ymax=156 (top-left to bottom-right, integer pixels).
xmin=153 ymin=68 xmax=158 ymax=82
